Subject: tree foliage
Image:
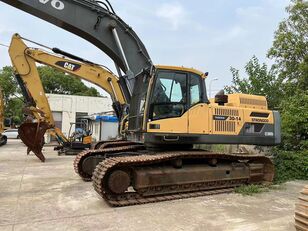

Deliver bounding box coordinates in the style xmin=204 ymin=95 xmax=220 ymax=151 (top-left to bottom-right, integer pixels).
xmin=224 ymin=1 xmax=308 ymax=181
xmin=280 ymin=93 xmax=308 ymax=151
xmin=225 ymin=56 xmax=281 ymax=109
xmin=267 ymin=0 xmax=308 ymax=94
xmin=268 ymin=0 xmax=308 ymax=151
xmin=0 ymin=66 xmax=19 ymax=105
xmin=38 ymin=66 xmax=100 ymax=96
xmin=273 ymin=149 xmax=308 ymax=183
xmin=0 ymin=66 xmax=23 ymax=124
xmin=5 ymin=98 xmax=23 ymax=125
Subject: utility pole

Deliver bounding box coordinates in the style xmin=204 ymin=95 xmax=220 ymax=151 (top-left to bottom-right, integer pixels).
xmin=209 ymin=78 xmax=218 ymax=98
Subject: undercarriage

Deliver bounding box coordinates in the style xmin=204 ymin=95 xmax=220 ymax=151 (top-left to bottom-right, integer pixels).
xmin=74 ymin=141 xmax=274 ymax=206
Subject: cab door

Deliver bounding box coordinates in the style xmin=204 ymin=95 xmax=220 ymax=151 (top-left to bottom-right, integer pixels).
xmin=147 ymin=70 xmax=188 ymax=134
xmin=188 ymin=74 xmax=210 ymax=134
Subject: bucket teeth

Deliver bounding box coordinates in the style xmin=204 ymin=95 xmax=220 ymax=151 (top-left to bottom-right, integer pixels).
xmin=18 ymin=122 xmax=50 ymax=162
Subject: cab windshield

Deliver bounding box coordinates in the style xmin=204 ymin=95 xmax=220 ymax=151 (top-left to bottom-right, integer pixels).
xmin=149 ymin=70 xmax=203 ymax=120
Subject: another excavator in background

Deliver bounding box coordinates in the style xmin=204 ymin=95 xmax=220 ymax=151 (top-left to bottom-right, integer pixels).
xmin=0 ymin=88 xmax=8 ymax=146
xmin=8 ymin=33 xmax=127 ymax=158
xmin=8 ymin=34 xmax=96 ymax=161
xmin=3 ymin=0 xmax=281 ymax=206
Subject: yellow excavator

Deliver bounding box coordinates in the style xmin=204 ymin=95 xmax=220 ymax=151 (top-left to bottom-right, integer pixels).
xmin=0 ymin=87 xmax=8 ymax=146
xmin=8 ymin=34 xmax=129 ymax=158
xmin=3 ymin=1 xmax=281 ymax=206
xmin=8 ymin=34 xmax=99 ymax=161
xmin=9 ymin=33 xmax=280 ymax=205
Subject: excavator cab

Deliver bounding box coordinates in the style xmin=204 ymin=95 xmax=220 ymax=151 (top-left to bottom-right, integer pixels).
xmin=55 ymin=121 xmax=92 ymax=155
xmin=148 ymin=67 xmax=206 ymax=121
xmin=68 ymin=120 xmax=92 ymax=144
xmin=128 ymin=66 xmax=208 ymax=147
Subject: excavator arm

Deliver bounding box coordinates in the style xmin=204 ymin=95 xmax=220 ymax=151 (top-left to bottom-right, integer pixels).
xmin=1 ymin=0 xmax=153 ymax=95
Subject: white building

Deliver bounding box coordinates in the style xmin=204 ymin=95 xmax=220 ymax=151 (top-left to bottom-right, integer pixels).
xmin=46 ymin=94 xmax=113 ymax=139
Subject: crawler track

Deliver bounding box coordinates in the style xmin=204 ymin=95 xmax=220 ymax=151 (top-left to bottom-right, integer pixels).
xmin=92 ymin=151 xmax=274 ymax=207
xmin=73 ymin=141 xmax=145 ymax=181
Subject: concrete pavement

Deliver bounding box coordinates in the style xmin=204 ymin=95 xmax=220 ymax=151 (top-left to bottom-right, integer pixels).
xmin=0 ymin=139 xmax=306 ymax=231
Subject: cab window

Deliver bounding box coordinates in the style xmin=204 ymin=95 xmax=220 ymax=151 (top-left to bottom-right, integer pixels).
xmin=150 ymin=71 xmax=187 ymax=120
xmin=190 ymin=74 xmax=202 ymax=106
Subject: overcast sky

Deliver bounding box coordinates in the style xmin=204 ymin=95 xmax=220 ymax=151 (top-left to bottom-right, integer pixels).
xmin=0 ymin=0 xmax=289 ymax=96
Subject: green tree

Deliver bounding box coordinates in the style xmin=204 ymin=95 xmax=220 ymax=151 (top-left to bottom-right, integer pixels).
xmin=224 ymin=1 xmax=308 ymax=182
xmin=0 ymin=66 xmax=19 ymax=105
xmin=280 ymin=93 xmax=308 ymax=151
xmin=0 ymin=66 xmax=23 ymax=123
xmin=267 ymin=0 xmax=308 ymax=151
xmin=6 ymin=98 xmax=24 ymax=125
xmin=38 ymin=66 xmax=100 ymax=96
xmin=225 ymin=56 xmax=281 ymax=109
xmin=267 ymin=0 xmax=308 ymax=94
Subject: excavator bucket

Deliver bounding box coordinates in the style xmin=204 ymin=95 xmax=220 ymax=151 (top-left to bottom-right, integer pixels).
xmin=18 ymin=122 xmax=50 ymax=162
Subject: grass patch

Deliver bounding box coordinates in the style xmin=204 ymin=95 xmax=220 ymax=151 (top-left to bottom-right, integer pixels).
xmin=235 ymin=185 xmax=269 ymax=196
xmin=235 ymin=184 xmax=287 ymax=196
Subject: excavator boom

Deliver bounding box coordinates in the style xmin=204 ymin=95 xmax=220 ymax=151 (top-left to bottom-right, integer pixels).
xmin=1 ymin=0 xmax=153 ymax=94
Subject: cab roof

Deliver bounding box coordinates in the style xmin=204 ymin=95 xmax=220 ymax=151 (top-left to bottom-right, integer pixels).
xmin=155 ymin=65 xmax=206 ymax=78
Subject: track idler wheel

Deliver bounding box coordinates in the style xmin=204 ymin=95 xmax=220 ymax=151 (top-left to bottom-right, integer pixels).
xmin=107 ymin=170 xmax=130 ymax=194
xmin=18 ymin=122 xmax=50 ymax=162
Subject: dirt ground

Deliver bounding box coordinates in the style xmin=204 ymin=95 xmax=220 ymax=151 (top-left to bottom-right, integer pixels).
xmin=0 ymin=139 xmax=306 ymax=231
